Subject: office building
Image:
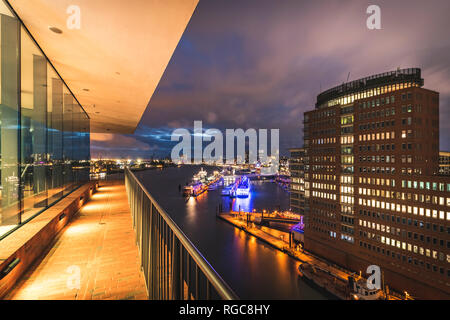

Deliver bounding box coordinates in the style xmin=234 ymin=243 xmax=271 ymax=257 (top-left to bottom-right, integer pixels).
xmin=439 ymin=151 xmax=450 ymax=176
xmin=303 ymin=68 xmax=450 ymax=299
xmin=289 ymin=147 xmax=306 ymax=215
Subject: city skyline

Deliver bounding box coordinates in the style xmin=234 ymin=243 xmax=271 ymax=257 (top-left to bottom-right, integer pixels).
xmin=1 ymin=0 xmax=449 ymax=305
xmin=91 ymin=0 xmax=450 ymax=159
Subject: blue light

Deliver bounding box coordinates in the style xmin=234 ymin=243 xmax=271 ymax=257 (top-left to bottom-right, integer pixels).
xmin=235 ymin=175 xmax=250 ymax=197
xmin=291 ymin=216 xmax=305 ymax=234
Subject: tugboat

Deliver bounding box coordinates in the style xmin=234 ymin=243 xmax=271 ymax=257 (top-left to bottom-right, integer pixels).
xmin=348 ymin=276 xmax=385 ymax=300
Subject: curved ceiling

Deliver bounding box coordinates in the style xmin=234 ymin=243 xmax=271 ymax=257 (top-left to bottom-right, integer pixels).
xmin=8 ymin=0 xmax=198 ymax=133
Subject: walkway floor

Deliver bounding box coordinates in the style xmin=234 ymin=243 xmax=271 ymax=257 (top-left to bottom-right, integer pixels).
xmin=5 ymin=181 xmax=148 ymax=300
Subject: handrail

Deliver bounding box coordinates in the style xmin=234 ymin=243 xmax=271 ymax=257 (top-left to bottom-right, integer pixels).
xmin=125 ymin=167 xmax=238 ymax=300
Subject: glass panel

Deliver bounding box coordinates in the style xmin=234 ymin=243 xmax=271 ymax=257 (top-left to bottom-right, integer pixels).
xmin=72 ymin=102 xmax=81 ymax=188
xmin=0 ymin=0 xmax=90 ymax=241
xmin=82 ymin=112 xmax=90 ymax=180
xmin=47 ymin=66 xmax=64 ymax=205
xmin=63 ymin=87 xmax=74 ymax=194
xmin=20 ymin=26 xmax=48 ymax=222
xmin=0 ymin=5 xmax=20 ymax=238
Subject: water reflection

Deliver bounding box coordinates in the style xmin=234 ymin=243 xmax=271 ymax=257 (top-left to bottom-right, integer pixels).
xmin=231 ymin=193 xmax=252 ymax=212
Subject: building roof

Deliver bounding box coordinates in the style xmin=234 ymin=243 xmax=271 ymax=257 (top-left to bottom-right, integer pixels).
xmin=289 ymin=147 xmax=304 ymax=152
xmin=8 ymin=0 xmax=198 ymax=133
xmin=316 ymin=68 xmax=424 ymax=108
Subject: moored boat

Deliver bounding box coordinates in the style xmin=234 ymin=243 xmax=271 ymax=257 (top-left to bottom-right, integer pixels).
xmin=235 ymin=176 xmax=250 ymax=197
xmin=297 ymin=262 xmax=385 ymax=300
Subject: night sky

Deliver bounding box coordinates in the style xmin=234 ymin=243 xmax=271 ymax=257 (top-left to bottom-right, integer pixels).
xmin=91 ymin=0 xmax=450 ymax=159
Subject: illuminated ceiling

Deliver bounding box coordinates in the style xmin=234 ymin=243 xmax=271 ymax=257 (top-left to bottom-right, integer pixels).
xmin=8 ymin=0 xmax=198 ymax=133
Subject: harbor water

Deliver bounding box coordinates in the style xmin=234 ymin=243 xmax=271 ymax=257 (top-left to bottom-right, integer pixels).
xmin=134 ymin=165 xmax=332 ymax=299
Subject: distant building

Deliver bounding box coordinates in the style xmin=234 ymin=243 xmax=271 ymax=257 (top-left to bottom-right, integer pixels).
xmin=303 ymin=68 xmax=450 ymax=299
xmin=439 ymin=151 xmax=450 ymax=176
xmin=289 ymin=148 xmax=306 ymax=215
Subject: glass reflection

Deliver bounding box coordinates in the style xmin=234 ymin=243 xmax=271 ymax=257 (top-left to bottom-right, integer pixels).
xmin=0 ymin=0 xmax=90 ymax=239
xmin=0 ymin=3 xmax=20 ymax=236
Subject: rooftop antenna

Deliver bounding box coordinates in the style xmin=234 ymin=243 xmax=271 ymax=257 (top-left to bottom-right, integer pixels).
xmin=346 ymin=72 xmax=351 ymax=82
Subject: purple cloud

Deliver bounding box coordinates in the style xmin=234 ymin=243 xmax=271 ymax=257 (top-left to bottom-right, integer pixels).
xmin=92 ymin=0 xmax=450 ymax=158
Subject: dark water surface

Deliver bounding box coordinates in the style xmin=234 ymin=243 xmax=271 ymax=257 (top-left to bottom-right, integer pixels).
xmin=135 ymin=166 xmax=329 ymax=299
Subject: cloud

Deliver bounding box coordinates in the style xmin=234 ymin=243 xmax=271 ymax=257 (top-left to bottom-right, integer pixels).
xmin=91 ymin=133 xmax=157 ymax=158
xmin=102 ymin=0 xmax=450 ymax=157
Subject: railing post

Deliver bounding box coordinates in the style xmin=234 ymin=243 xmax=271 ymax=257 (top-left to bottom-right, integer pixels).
xmin=195 ymin=264 xmax=199 ymax=299
xmin=180 ymin=247 xmax=185 ymax=299
xmin=171 ymin=234 xmax=181 ymax=299
xmin=151 ymin=204 xmax=156 ymax=300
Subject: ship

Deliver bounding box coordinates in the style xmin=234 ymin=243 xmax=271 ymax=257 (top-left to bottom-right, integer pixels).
xmin=183 ymin=181 xmax=206 ymax=197
xmin=193 ymin=167 xmax=207 ymax=182
xmin=184 ymin=169 xmax=222 ymax=197
xmin=234 ymin=175 xmax=250 ymax=197
xmin=297 ymin=262 xmax=384 ymax=300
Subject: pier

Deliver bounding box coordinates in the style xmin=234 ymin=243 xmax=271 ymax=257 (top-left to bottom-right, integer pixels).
xmin=217 ymin=211 xmax=406 ymax=300
xmin=225 ymin=209 xmax=302 ymax=225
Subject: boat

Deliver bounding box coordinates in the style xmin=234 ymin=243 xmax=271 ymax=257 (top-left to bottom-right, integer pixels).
xmin=348 ymin=277 xmax=385 ymax=300
xmin=185 ymin=169 xmax=222 ymax=197
xmin=182 ymin=185 xmax=193 ymax=197
xmin=221 ymin=185 xmax=232 ymax=196
xmin=298 ymin=263 xmax=340 ymax=288
xmin=297 ymin=262 xmax=384 ymax=300
xmin=297 ymin=262 xmax=349 ymax=299
xmin=191 ymin=181 xmax=207 ymax=197
xmin=235 ymin=176 xmax=250 ymax=197
xmin=222 ymin=175 xmax=236 ymax=186
xmin=194 ymin=168 xmax=207 ymax=180
xmin=183 ymin=181 xmax=206 ymax=197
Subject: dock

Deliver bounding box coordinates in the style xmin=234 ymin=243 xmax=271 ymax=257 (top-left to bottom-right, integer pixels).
xmin=217 ymin=212 xmax=405 ymax=300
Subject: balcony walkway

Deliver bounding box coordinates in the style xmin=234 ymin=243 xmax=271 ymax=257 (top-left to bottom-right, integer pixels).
xmin=5 ymin=180 xmax=148 ymax=300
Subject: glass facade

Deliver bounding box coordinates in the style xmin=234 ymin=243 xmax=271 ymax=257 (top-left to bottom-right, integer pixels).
xmin=0 ymin=0 xmax=90 ymax=239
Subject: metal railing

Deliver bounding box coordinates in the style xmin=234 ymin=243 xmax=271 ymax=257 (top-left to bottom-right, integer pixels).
xmin=125 ymin=168 xmax=238 ymax=300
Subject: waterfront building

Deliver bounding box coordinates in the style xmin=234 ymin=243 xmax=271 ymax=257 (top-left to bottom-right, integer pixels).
xmin=289 ymin=148 xmax=306 ymax=215
xmin=303 ymin=68 xmax=450 ymax=299
xmin=439 ymin=151 xmax=450 ymax=176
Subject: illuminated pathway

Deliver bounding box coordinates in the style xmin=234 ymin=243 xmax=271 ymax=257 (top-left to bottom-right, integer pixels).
xmin=5 ymin=181 xmax=148 ymax=300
